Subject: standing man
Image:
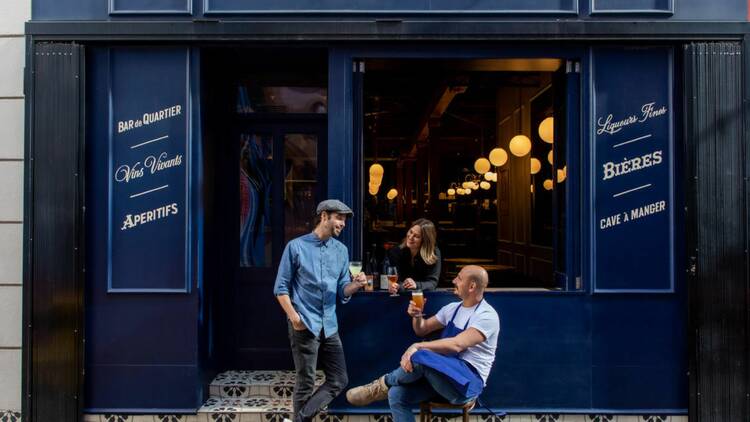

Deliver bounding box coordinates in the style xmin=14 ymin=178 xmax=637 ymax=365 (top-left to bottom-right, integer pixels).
xmin=346 ymin=265 xmax=499 ymax=422
xmin=274 ymin=199 xmax=368 ymax=422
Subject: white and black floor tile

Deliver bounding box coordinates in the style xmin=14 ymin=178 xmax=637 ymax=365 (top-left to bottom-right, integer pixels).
xmin=210 ymin=371 xmax=325 ymax=399
xmin=586 ymin=416 xmax=615 ymax=422
xmin=0 ymin=411 xmax=21 ymax=422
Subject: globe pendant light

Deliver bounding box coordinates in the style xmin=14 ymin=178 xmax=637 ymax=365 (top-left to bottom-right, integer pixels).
xmin=543 ymin=179 xmax=553 ymax=191
xmin=474 ymin=158 xmax=491 ymax=174
xmin=386 ymin=188 xmax=398 ymax=200
xmin=538 ymin=116 xmax=554 ymax=144
xmin=547 ymin=149 xmax=554 ymax=165
xmin=369 ymin=163 xmax=384 ymax=177
xmin=447 ymin=188 xmax=456 ymax=196
xmin=530 ymin=158 xmax=542 ymax=175
xmin=480 ymin=181 xmax=491 ymax=190
xmin=488 ymin=147 xmax=508 ymax=167
xmin=509 ymin=134 xmax=532 ymax=157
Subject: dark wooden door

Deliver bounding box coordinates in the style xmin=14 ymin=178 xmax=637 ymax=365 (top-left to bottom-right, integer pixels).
xmin=225 ymin=119 xmax=327 ymax=368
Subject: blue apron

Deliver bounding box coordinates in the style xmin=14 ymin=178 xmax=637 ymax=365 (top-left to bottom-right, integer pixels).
xmin=411 ymin=300 xmax=484 ymax=398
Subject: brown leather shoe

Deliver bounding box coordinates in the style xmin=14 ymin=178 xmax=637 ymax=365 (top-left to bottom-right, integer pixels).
xmin=346 ymin=376 xmax=389 ymax=406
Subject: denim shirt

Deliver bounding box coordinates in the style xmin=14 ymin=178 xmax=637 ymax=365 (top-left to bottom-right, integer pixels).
xmin=273 ymin=232 xmax=352 ymax=338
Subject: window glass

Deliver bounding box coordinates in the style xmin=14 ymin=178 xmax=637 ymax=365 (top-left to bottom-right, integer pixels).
xmin=284 ymin=134 xmax=318 ymax=243
xmin=237 ymin=85 xmax=327 ymax=114
xmin=362 ymin=58 xmax=568 ymax=289
xmin=239 ymin=133 xmax=273 ymax=267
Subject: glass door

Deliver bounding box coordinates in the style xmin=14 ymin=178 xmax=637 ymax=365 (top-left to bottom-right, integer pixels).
xmin=233 ymin=119 xmax=327 ymax=367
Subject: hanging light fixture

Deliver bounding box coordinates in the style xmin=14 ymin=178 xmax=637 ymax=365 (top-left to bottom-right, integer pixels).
xmin=386 ymin=188 xmax=398 ymax=200
xmin=480 ymin=181 xmax=491 ymax=190
xmin=474 ymin=158 xmax=491 ymax=174
xmin=509 ymin=134 xmax=532 ymax=157
xmin=483 ymin=171 xmax=494 ymax=181
xmin=538 ymin=116 xmax=554 ymax=144
xmin=557 ymin=168 xmax=567 ymax=183
xmin=447 ymin=188 xmax=456 ymax=196
xmin=488 ymin=148 xmax=508 ymax=167
xmin=547 ymin=149 xmax=554 ymax=165
xmin=530 ymin=158 xmax=541 ymax=175
xmin=369 ymin=163 xmax=384 ymax=184
xmin=369 ymin=163 xmax=384 ymax=177
xmin=530 ymin=184 xmax=534 ymax=193
xmin=543 ymin=179 xmax=553 ymax=190
xmin=368 ymin=184 xmax=379 ymax=195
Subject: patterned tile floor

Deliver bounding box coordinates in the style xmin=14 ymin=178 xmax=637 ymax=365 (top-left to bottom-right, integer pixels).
xmin=209 ymin=370 xmax=325 ymax=399
xmin=79 ymin=370 xmax=689 ymax=422
xmin=81 ymin=414 xmax=689 ymax=422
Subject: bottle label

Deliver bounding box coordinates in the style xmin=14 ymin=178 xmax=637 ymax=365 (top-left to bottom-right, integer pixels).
xmin=380 ymin=275 xmax=389 ymax=290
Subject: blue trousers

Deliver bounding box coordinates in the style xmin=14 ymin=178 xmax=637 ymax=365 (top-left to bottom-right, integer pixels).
xmin=384 ymin=363 xmax=474 ymax=422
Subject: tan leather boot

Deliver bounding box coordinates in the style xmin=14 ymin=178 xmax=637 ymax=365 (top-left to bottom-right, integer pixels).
xmin=345 ymin=376 xmax=389 ymax=406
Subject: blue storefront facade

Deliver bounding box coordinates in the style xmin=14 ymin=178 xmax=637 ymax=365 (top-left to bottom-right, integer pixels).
xmin=21 ymin=1 xmax=750 ymax=421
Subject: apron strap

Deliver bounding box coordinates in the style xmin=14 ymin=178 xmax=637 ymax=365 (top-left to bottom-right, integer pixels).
xmin=461 ymin=299 xmax=483 ymax=330
xmin=449 ymin=299 xmax=484 ymax=331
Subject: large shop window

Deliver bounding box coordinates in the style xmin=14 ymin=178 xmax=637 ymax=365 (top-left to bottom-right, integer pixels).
xmin=361 ymin=59 xmax=575 ymax=290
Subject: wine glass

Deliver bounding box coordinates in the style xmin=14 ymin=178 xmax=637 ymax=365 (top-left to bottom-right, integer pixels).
xmin=387 ymin=266 xmax=399 ymax=297
xmin=349 ymin=261 xmax=362 ymax=276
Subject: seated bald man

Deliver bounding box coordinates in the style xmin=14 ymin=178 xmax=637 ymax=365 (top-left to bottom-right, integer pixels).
xmin=346 ymin=265 xmax=500 ymax=422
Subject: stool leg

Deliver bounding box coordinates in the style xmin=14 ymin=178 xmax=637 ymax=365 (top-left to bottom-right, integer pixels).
xmin=462 ymin=406 xmax=468 ymax=422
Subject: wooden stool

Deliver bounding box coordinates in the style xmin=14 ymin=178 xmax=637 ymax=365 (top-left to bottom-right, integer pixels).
xmin=419 ymin=399 xmax=476 ymax=422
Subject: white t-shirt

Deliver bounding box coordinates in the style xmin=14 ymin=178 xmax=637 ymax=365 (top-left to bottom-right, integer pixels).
xmin=435 ymin=300 xmax=500 ymax=385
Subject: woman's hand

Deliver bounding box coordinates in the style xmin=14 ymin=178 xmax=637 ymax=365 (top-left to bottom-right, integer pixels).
xmin=403 ymin=278 xmax=417 ymax=290
xmin=388 ymin=281 xmax=400 ymax=294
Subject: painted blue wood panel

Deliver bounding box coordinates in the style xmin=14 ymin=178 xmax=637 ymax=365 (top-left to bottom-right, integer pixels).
xmin=591 ymin=295 xmax=687 ymax=410
xmin=591 ymin=0 xmax=672 ymax=14
xmin=591 ymin=47 xmax=674 ymax=293
xmin=334 ymin=291 xmax=686 ymax=413
xmin=108 ymin=47 xmax=191 ymax=292
xmin=204 ymin=0 xmax=577 ymax=14
xmin=110 ymin=0 xmax=192 ymax=14
xmin=85 ymin=46 xmax=203 ymax=411
xmin=30 ymin=0 xmax=746 ymax=20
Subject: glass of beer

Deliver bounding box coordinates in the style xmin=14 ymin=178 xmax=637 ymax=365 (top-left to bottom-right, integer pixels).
xmin=387 ymin=266 xmax=399 ymax=297
xmin=412 ymin=290 xmax=424 ymax=317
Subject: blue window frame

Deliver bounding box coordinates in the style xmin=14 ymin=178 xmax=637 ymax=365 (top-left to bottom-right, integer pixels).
xmin=329 ymin=46 xmax=586 ymax=291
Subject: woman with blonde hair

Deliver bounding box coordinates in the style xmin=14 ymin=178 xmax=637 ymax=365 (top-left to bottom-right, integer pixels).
xmin=388 ymin=218 xmax=441 ymax=292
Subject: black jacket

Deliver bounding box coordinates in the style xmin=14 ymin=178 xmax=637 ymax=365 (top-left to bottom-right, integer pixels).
xmin=394 ymin=245 xmax=441 ymax=291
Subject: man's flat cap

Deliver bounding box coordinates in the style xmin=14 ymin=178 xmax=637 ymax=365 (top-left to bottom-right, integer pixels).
xmin=316 ymin=199 xmax=353 ymax=216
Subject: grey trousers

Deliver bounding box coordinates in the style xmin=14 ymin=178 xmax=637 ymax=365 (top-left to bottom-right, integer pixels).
xmin=288 ymin=322 xmax=349 ymax=422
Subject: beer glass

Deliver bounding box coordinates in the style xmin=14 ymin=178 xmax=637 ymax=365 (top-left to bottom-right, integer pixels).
xmin=387 ymin=266 xmax=399 ymax=297
xmin=412 ymin=290 xmax=424 ymax=317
